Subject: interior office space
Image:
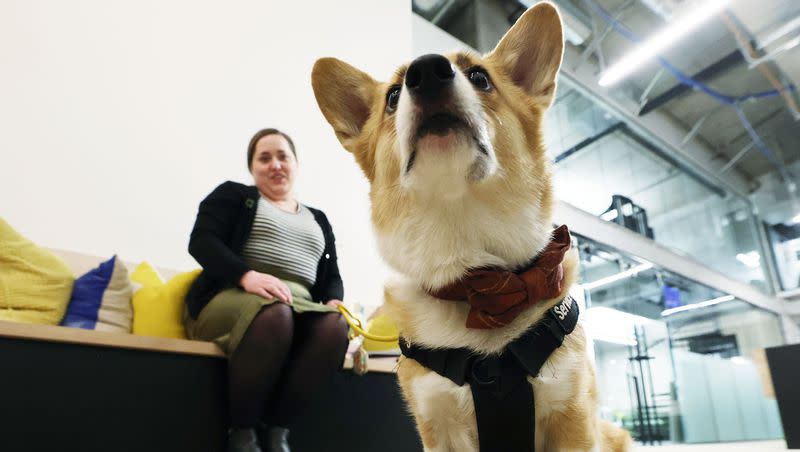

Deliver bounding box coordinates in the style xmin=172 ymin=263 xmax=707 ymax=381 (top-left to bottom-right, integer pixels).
xmin=414 ymin=0 xmax=800 ymax=448
xmin=2 ymin=0 xmax=799 ymax=450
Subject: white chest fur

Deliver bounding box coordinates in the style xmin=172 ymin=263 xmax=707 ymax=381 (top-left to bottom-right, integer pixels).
xmin=377 ymin=201 xmax=551 ymax=292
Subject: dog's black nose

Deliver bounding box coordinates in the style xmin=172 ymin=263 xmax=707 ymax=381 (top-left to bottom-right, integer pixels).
xmin=405 ymin=54 xmax=455 ymax=102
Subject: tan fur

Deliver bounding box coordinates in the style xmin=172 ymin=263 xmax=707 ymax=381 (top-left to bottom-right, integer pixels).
xmin=602 ymin=420 xmax=634 ymax=452
xmin=396 ymin=356 xmax=439 ymax=449
xmin=312 ymin=2 xmax=630 ymax=451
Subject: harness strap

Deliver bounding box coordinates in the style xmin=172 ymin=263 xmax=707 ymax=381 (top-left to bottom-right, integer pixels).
xmin=400 ymin=295 xmax=579 ymax=452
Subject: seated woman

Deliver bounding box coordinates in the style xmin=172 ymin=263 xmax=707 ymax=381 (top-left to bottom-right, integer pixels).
xmin=184 ymin=128 xmax=349 ymax=452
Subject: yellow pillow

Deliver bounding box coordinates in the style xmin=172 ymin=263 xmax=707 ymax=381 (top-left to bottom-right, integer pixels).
xmin=0 ymin=218 xmax=74 ymax=325
xmin=362 ymin=312 xmax=400 ymax=352
xmin=131 ymin=268 xmax=200 ymax=339
xmin=130 ymin=261 xmax=164 ymax=288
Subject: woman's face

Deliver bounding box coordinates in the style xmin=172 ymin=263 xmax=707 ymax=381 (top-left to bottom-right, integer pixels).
xmin=250 ymin=134 xmax=297 ymax=200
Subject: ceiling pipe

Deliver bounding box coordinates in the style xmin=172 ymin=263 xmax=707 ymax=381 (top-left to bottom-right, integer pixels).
xmin=722 ymin=13 xmax=800 ymax=121
xmin=585 ymin=0 xmax=796 ymax=185
xmin=758 ymin=15 xmax=800 ymax=49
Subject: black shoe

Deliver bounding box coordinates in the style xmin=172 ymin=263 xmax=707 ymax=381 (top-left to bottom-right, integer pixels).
xmin=259 ymin=425 xmax=291 ymax=452
xmin=228 ymin=428 xmax=263 ymax=452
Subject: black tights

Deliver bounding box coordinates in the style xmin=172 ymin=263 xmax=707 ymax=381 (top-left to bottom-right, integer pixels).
xmin=228 ymin=303 xmax=349 ymax=428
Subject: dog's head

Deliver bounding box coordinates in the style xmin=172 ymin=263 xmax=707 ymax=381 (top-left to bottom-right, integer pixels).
xmin=312 ymin=3 xmax=564 ymax=287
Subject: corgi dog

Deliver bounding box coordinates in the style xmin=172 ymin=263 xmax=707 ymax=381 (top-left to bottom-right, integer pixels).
xmin=312 ymin=3 xmax=631 ymax=451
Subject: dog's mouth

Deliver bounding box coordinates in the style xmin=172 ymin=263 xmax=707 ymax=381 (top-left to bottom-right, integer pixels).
xmin=416 ymin=112 xmax=467 ymax=138
xmin=405 ymin=112 xmax=488 ymax=174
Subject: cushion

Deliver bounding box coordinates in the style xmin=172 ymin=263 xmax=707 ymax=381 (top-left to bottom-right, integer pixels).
xmin=132 ymin=268 xmax=201 ymax=339
xmin=0 ymin=218 xmax=74 ymax=325
xmin=60 ymin=255 xmax=134 ymax=333
xmin=130 ymin=261 xmax=164 ymax=288
xmin=362 ymin=311 xmax=400 ymax=353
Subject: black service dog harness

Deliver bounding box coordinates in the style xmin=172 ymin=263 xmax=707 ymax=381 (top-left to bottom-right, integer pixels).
xmin=399 ymin=295 xmax=579 ymax=452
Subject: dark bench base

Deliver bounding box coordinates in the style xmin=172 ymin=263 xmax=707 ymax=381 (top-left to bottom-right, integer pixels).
xmin=293 ymin=369 xmax=423 ymax=451
xmin=0 ymin=336 xmax=422 ymax=452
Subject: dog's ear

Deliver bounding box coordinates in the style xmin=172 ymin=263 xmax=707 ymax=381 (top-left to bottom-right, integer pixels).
xmin=486 ymin=2 xmax=564 ymax=106
xmin=312 ymin=57 xmax=378 ymax=153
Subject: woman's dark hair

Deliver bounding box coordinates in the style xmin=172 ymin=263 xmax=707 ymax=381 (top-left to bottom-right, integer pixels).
xmin=247 ymin=128 xmax=296 ymax=170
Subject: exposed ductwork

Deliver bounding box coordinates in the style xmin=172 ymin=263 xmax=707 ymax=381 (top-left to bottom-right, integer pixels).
xmin=519 ymin=0 xmax=592 ymax=45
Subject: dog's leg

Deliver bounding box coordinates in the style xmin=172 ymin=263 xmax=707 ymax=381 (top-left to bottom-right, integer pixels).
xmin=397 ymin=357 xmax=479 ymax=452
xmin=534 ymin=366 xmax=631 ymax=451
xmin=599 ymin=420 xmax=632 ymax=452
xmin=547 ymin=421 xmax=631 ymax=452
xmin=534 ymin=330 xmax=617 ymax=452
xmin=397 ymin=357 xmax=443 ymax=451
xmin=537 ymin=335 xmax=631 ymax=452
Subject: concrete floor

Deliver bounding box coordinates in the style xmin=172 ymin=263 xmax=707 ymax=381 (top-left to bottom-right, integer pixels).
xmin=640 ymin=440 xmax=788 ymax=451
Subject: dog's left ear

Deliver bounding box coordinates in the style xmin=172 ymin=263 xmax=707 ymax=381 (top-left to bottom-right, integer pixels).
xmin=486 ymin=2 xmax=564 ymax=106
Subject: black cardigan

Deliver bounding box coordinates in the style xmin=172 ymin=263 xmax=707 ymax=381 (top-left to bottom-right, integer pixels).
xmin=185 ymin=181 xmax=344 ymax=319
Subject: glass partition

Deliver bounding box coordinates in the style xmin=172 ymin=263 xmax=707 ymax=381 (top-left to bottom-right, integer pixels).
xmin=549 ymin=80 xmax=770 ymax=291
xmin=411 ymin=11 xmax=784 ymax=446
xmin=576 ymin=234 xmax=784 ymax=445
xmin=666 ymin=299 xmax=784 ymax=443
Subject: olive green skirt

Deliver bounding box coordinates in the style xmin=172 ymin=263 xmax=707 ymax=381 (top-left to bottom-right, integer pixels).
xmin=184 ymin=262 xmax=336 ymax=355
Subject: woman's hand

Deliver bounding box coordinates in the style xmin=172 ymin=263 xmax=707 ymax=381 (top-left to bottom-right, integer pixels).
xmin=239 ymin=270 xmax=293 ymax=305
xmin=325 ymin=299 xmax=343 ymax=309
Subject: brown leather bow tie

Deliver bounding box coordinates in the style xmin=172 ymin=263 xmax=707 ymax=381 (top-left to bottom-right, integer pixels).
xmin=427 ymin=225 xmax=572 ymax=329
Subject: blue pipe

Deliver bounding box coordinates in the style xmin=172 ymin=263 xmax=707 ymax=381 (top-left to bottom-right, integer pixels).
xmin=584 ymin=0 xmax=795 ymax=181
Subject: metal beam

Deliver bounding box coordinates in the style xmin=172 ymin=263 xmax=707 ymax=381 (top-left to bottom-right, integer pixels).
xmin=638 ymin=50 xmax=744 ymax=116
xmin=781 ymin=288 xmax=800 ymax=302
xmin=554 ymin=123 xmax=624 ymax=163
xmin=553 ymin=121 xmax=728 ymax=197
xmin=724 ymin=108 xmax=784 ymax=148
xmin=559 ymin=45 xmax=754 ymax=198
xmin=720 ymin=142 xmax=756 ymax=174
xmin=638 ymin=69 xmax=665 ymax=111
xmin=431 ymin=0 xmax=458 ymax=25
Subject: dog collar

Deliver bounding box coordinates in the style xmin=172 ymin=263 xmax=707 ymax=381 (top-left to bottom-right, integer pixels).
xmin=427 ymin=225 xmax=571 ymax=329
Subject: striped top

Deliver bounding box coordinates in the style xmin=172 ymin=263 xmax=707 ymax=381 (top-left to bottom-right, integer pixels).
xmin=241 ymin=197 xmax=325 ymax=288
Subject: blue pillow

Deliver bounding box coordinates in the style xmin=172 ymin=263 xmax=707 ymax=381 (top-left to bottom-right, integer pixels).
xmin=61 ymin=255 xmax=134 ymax=332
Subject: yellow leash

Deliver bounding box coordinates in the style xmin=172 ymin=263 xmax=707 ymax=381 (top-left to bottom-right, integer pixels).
xmin=337 ymin=304 xmax=399 ymax=342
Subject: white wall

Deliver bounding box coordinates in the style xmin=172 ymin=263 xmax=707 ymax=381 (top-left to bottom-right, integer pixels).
xmin=0 ymin=0 xmax=411 ymax=307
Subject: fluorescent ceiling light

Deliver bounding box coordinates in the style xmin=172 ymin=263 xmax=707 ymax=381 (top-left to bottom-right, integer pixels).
xmin=660 ymin=294 xmax=735 ymax=317
xmin=580 ymin=263 xmax=654 ymax=291
xmin=758 ymin=15 xmax=800 ymax=49
xmin=736 ymin=251 xmax=761 ymax=268
xmin=598 ymin=0 xmax=731 ymax=87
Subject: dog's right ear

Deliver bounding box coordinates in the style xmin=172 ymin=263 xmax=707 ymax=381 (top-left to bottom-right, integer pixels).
xmin=312 ymin=57 xmax=378 ymax=154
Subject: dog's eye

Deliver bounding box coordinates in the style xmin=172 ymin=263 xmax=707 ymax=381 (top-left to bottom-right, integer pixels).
xmin=467 ymin=67 xmax=492 ymax=91
xmin=386 ymin=85 xmax=401 ymax=113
